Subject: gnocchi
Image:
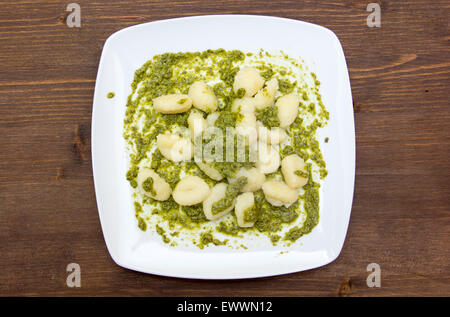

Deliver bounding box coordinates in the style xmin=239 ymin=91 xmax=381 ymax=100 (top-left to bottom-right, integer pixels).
xmin=276 ymin=93 xmax=300 ymax=128
xmin=255 ymin=143 xmax=280 ymax=174
xmin=232 ymin=97 xmax=257 ymax=144
xmin=257 ymin=121 xmax=288 ymax=144
xmin=281 ymin=154 xmax=308 ymax=188
xmin=196 ymin=161 xmax=224 ymax=181
xmin=235 ymin=192 xmax=256 ymax=228
xmin=254 ymin=78 xmax=279 ymax=110
xmin=262 ymin=180 xmax=298 ymax=208
xmin=232 ymin=167 xmax=265 ymax=192
xmin=172 ymin=175 xmax=210 ymax=206
xmin=232 ymin=97 xmax=256 ymax=114
xmin=153 ymin=94 xmax=192 ymax=114
xmin=137 ymin=168 xmax=171 ymax=201
xmin=188 ymin=81 xmax=218 ymax=113
xmin=187 ymin=111 xmax=208 ymax=140
xmin=206 ymin=112 xmax=220 ymax=126
xmin=156 ymin=133 xmax=193 ymax=162
xmin=203 ymin=183 xmax=235 ymax=220
xmin=237 ymin=111 xmax=257 ymax=129
xmin=233 ymin=67 xmax=265 ymax=97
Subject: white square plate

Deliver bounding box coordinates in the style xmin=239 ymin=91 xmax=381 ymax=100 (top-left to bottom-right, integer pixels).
xmin=92 ymin=15 xmax=355 ymax=279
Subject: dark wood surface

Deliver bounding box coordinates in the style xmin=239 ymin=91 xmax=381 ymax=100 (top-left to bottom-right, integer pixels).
xmin=0 ymin=0 xmax=449 ymax=296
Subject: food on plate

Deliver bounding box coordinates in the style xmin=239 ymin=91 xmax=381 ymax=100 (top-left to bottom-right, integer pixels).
xmin=124 ymin=49 xmax=329 ymax=248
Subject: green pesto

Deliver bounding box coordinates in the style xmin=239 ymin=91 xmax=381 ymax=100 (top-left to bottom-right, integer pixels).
xmin=286 ymin=117 xmax=328 ymax=179
xmin=182 ymin=204 xmax=207 ymax=223
xmin=235 ymin=88 xmax=246 ymax=98
xmin=212 ymin=161 xmax=252 ymax=179
xmin=198 ymin=232 xmax=228 ymax=249
xmin=284 ymin=175 xmax=320 ymax=242
xmin=123 ymin=49 xmax=329 ymax=247
xmin=126 ymin=166 xmax=139 ymax=188
xmin=107 ymin=92 xmax=115 ymax=99
xmin=256 ymin=106 xmax=280 ymax=128
xmin=214 ymin=111 xmax=239 ymax=129
xmin=216 ymin=219 xmax=241 ymax=236
xmin=294 ymin=170 xmax=309 ymax=178
xmin=301 ymin=90 xmax=309 ymax=101
xmin=156 ymin=224 xmax=171 ymax=244
xmin=212 ymin=177 xmax=247 ymax=215
xmin=243 ymin=204 xmax=258 ymax=223
xmin=253 ymin=190 xmax=299 ymax=233
xmin=134 ymin=201 xmax=143 ymax=214
xmin=142 ymin=177 xmax=156 ymax=196
xmin=261 ymin=68 xmax=274 ymax=80
xmin=134 ymin=202 xmax=147 ymax=231
xmin=137 ymin=218 xmax=147 ymax=231
xmin=270 ymin=234 xmax=281 ymax=245
xmin=161 ymin=112 xmax=190 ymax=126
xmin=278 ymin=79 xmax=296 ymax=94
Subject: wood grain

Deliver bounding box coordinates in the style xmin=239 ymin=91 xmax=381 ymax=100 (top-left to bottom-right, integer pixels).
xmin=0 ymin=0 xmax=449 ymax=296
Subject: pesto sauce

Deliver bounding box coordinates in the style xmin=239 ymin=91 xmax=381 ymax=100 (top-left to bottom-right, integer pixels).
xmin=156 ymin=224 xmax=170 ymax=243
xmin=235 ymin=88 xmax=246 ymax=98
xmin=243 ymin=205 xmax=258 ymax=223
xmin=123 ymin=49 xmax=329 ymax=247
xmin=126 ymin=166 xmax=139 ymax=188
xmin=294 ymin=170 xmax=308 ymax=178
xmin=182 ymin=204 xmax=207 ymax=223
xmin=214 ymin=111 xmax=239 ymax=129
xmin=284 ymin=176 xmax=320 ymax=242
xmin=270 ymin=234 xmax=281 ymax=245
xmin=134 ymin=202 xmax=147 ymax=231
xmin=198 ymin=232 xmax=228 ymax=249
xmin=253 ymin=190 xmax=299 ymax=233
xmin=142 ymin=177 xmax=154 ymax=194
xmin=256 ymin=106 xmax=280 ymax=128
xmin=278 ymin=79 xmax=296 ymax=94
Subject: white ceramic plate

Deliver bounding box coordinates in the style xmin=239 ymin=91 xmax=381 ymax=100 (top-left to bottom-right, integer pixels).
xmin=92 ymin=15 xmax=355 ymax=279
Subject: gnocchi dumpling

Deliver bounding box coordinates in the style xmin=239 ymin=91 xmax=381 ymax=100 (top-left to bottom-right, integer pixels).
xmin=255 ymin=143 xmax=280 ymax=174
xmin=233 ymin=67 xmax=265 ymax=97
xmin=196 ymin=161 xmax=223 ymax=181
xmin=187 ymin=111 xmax=208 ymax=140
xmin=172 ymin=175 xmax=210 ymax=206
xmin=232 ymin=97 xmax=257 ymax=144
xmin=254 ymin=78 xmax=278 ymax=110
xmin=137 ymin=168 xmax=171 ymax=201
xmin=232 ymin=167 xmax=265 ymax=192
xmin=262 ymin=180 xmax=298 ymax=208
xmin=235 ymin=192 xmax=256 ymax=228
xmin=281 ymin=154 xmax=308 ymax=188
xmin=232 ymin=97 xmax=256 ymax=114
xmin=188 ymin=81 xmax=218 ymax=113
xmin=276 ymin=93 xmax=300 ymax=128
xmin=237 ymin=111 xmax=257 ymax=129
xmin=206 ymin=112 xmax=220 ymax=126
xmin=153 ymin=94 xmax=192 ymax=114
xmin=156 ymin=133 xmax=193 ymax=162
xmin=257 ymin=121 xmax=288 ymax=144
xmin=203 ymin=183 xmax=235 ymax=221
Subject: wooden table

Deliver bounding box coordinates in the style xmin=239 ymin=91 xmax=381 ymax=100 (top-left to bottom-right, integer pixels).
xmin=0 ymin=0 xmax=448 ymax=297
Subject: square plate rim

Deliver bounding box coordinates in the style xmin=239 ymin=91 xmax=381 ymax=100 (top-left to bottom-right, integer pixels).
xmin=91 ymin=14 xmax=355 ymax=279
